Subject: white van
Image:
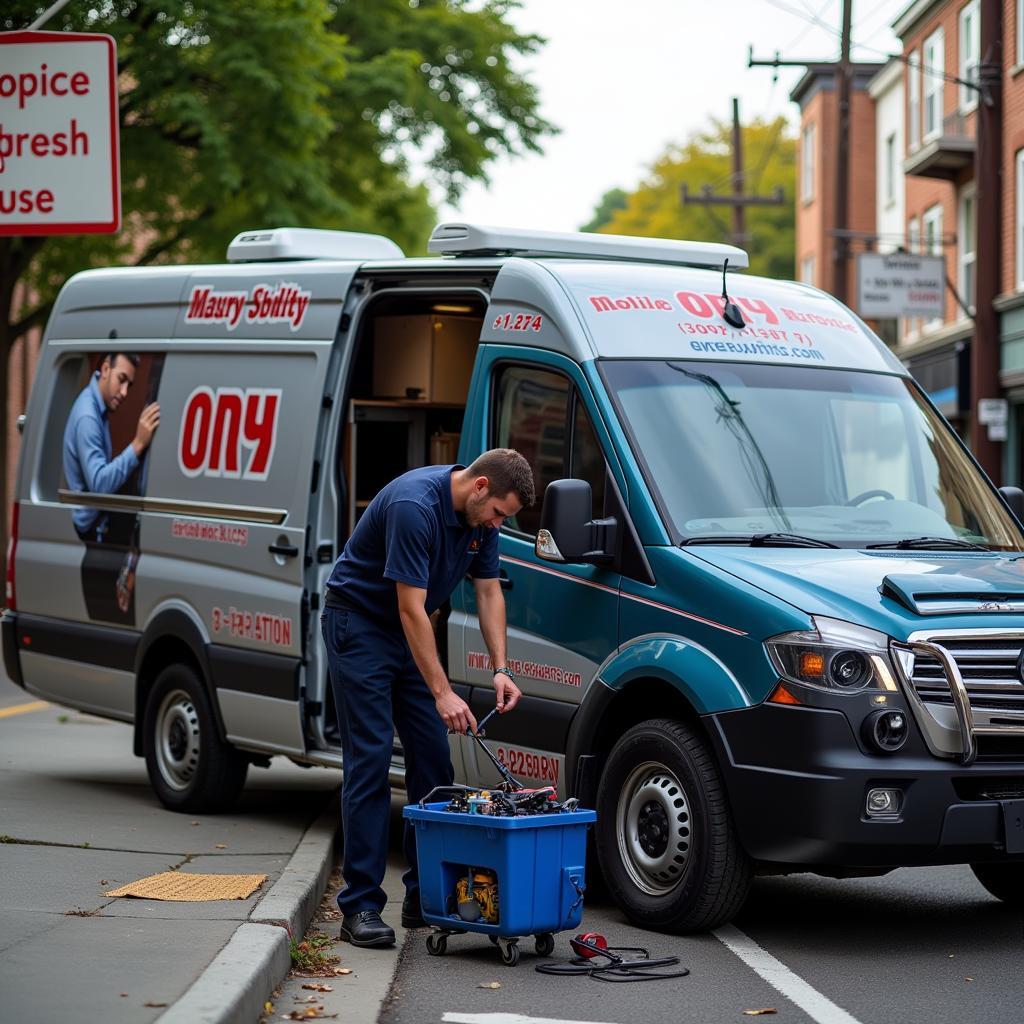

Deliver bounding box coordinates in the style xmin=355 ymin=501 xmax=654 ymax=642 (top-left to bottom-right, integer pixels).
xmin=9 ymin=223 xmax=1024 ymax=933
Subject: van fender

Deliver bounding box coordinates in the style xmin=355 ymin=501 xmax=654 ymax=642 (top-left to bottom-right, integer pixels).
xmin=565 ymin=633 xmax=751 ymax=798
xmin=132 ymin=602 xmax=223 ymax=756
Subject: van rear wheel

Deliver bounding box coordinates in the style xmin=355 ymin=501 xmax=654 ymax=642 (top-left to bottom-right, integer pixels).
xmin=595 ymin=718 xmax=751 ymax=933
xmin=143 ymin=663 xmax=248 ymax=813
xmin=970 ymin=862 xmax=1024 ymax=906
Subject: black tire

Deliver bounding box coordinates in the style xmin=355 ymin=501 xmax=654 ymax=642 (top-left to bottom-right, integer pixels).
xmin=426 ymin=932 xmax=447 ymax=956
xmin=534 ymin=933 xmax=555 ymax=957
xmin=595 ymin=718 xmax=752 ymax=933
xmin=143 ymin=662 xmax=248 ymax=813
xmin=500 ymin=941 xmax=520 ymax=967
xmin=971 ymin=862 xmax=1024 ymax=906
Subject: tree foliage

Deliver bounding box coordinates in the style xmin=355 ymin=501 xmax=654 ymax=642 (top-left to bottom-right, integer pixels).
xmin=1 ymin=0 xmax=553 ymax=344
xmin=579 ymin=188 xmax=628 ymax=234
xmin=593 ymin=117 xmax=796 ymax=280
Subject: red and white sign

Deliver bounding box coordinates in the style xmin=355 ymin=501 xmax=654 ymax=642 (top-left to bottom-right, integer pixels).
xmin=212 ymin=606 xmax=292 ymax=647
xmin=178 ymin=386 xmax=281 ymax=481
xmin=0 ymin=31 xmax=120 ymax=235
xmin=185 ymin=283 xmax=312 ymax=332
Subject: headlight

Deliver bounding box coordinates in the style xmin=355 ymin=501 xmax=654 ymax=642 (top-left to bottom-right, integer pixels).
xmin=765 ymin=617 xmax=899 ymax=695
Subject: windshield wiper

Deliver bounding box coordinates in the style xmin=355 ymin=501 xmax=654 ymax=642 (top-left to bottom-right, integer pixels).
xmin=682 ymin=532 xmax=840 ymax=549
xmin=865 ymin=536 xmax=991 ymax=551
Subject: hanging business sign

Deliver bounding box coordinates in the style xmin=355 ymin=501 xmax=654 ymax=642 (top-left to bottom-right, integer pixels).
xmin=856 ymin=252 xmax=945 ymax=319
xmin=0 ymin=31 xmax=120 ymax=236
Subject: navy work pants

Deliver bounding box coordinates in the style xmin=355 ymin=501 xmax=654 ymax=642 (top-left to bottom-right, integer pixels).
xmin=320 ymin=604 xmax=453 ymax=915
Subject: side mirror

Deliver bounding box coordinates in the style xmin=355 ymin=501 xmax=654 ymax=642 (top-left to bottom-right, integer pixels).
xmin=1000 ymin=486 xmax=1024 ymax=525
xmin=535 ymin=478 xmax=617 ymax=564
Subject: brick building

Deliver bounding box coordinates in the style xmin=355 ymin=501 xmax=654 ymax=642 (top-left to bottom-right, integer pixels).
xmin=791 ymin=63 xmax=883 ymax=299
xmin=791 ymin=0 xmax=1024 ymax=483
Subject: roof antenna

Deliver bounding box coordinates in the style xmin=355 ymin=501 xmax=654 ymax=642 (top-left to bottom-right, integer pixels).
xmin=720 ymin=259 xmax=745 ymax=329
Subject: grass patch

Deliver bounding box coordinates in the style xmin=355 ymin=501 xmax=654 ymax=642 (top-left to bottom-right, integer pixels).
xmin=289 ymin=931 xmax=340 ymax=974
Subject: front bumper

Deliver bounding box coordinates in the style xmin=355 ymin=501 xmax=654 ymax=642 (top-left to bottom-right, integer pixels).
xmin=2 ymin=610 xmax=23 ymax=689
xmin=708 ymin=702 xmax=1024 ymax=867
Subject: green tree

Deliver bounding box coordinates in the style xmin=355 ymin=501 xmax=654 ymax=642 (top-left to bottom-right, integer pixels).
xmin=0 ymin=0 xmax=553 ymax=550
xmin=593 ymin=117 xmax=795 ymax=280
xmin=579 ymin=188 xmax=628 ymax=234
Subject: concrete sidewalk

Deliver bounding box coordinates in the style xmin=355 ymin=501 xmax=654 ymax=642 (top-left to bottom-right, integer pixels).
xmin=0 ymin=685 xmax=364 ymax=1024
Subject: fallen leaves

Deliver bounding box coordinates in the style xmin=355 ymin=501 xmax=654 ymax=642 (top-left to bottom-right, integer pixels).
xmin=333 ymin=968 xmax=352 ymax=976
xmin=742 ymin=1011 xmax=778 ymax=1017
xmin=279 ymin=1009 xmax=337 ymax=1020
xmin=143 ymin=1001 xmax=169 ymax=1008
xmin=215 ymin=843 xmax=227 ymax=849
xmin=301 ymin=984 xmax=333 ymax=992
xmin=478 ymin=981 xmax=502 ymax=989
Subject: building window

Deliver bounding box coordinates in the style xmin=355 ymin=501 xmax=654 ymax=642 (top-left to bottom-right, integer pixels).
xmin=800 ymin=255 xmax=815 ymax=286
xmin=908 ymin=48 xmax=921 ymax=150
xmin=958 ymin=188 xmax=976 ymax=315
xmin=923 ymin=203 xmax=944 ymax=327
xmin=908 ymin=217 xmax=921 ymax=255
xmin=1017 ymin=150 xmax=1024 ymax=290
xmin=1019 ymin=0 xmax=1024 ymax=67
xmin=923 ymin=28 xmax=944 ymax=140
xmin=959 ymin=1 xmax=980 ymax=112
xmin=885 ymin=133 xmax=896 ymax=205
xmin=801 ymin=121 xmax=815 ymax=203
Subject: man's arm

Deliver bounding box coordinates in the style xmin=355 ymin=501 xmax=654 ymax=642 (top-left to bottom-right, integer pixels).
xmin=474 ymin=577 xmax=522 ymax=713
xmin=75 ymin=413 xmax=138 ymax=494
xmin=396 ymin=582 xmax=477 ymax=734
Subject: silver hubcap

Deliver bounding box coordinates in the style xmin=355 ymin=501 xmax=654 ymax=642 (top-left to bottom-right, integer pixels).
xmin=155 ymin=688 xmax=200 ymax=791
xmin=616 ymin=761 xmax=692 ymax=895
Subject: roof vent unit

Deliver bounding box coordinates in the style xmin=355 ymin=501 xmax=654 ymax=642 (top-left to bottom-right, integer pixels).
xmin=427 ymin=223 xmax=748 ymax=270
xmin=227 ymin=227 xmax=404 ymax=263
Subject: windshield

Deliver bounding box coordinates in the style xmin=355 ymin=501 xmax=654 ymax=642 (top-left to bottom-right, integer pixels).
xmin=601 ymin=359 xmax=1024 ymax=550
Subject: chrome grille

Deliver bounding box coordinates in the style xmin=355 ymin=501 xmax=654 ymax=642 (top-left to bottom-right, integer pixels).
xmin=911 ymin=637 xmax=1024 ymax=712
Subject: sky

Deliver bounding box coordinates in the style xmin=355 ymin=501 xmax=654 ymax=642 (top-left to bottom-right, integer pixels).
xmin=439 ymin=0 xmax=909 ymax=232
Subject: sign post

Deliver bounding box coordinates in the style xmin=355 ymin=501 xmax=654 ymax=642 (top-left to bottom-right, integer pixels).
xmin=0 ymin=30 xmax=120 ymax=236
xmin=856 ymin=252 xmax=946 ymax=320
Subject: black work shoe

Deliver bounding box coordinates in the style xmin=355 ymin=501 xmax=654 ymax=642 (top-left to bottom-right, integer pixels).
xmin=339 ymin=910 xmax=395 ymax=948
xmin=401 ymin=893 xmax=426 ymax=928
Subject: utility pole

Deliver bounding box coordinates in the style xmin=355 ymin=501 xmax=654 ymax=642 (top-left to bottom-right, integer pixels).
xmin=681 ymin=98 xmax=784 ymax=248
xmin=750 ymin=0 xmax=853 ymax=301
xmin=972 ymin=0 xmax=1003 ymax=482
xmin=833 ymin=0 xmax=853 ymax=303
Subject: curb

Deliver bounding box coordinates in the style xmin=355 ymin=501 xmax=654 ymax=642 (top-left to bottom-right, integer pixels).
xmin=158 ymin=794 xmax=340 ymax=1024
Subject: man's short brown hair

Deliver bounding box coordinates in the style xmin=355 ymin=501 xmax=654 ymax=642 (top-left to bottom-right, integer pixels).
xmin=466 ymin=448 xmax=535 ymax=507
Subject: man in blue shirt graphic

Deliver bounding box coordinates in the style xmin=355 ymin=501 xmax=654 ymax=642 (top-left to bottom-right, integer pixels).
xmin=322 ymin=448 xmax=535 ymax=948
xmin=63 ymin=353 xmax=160 ymax=542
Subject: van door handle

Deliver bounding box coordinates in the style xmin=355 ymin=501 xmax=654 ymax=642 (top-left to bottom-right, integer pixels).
xmin=499 ymin=571 xmax=513 ymax=591
xmin=268 ymin=542 xmax=300 ymax=558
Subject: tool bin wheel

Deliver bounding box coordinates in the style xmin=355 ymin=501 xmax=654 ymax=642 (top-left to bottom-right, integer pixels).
xmin=497 ymin=937 xmax=520 ymax=966
xmin=426 ymin=932 xmax=448 ymax=956
xmin=488 ymin=934 xmax=500 ymax=946
xmin=534 ymin=933 xmax=555 ymax=957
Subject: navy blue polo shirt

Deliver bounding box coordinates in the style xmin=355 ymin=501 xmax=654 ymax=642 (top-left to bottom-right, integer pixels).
xmin=326 ymin=464 xmax=500 ymax=630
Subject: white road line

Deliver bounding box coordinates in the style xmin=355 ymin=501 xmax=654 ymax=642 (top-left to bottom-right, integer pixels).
xmin=443 ymin=1014 xmax=620 ymax=1024
xmin=713 ymin=924 xmax=865 ymax=1024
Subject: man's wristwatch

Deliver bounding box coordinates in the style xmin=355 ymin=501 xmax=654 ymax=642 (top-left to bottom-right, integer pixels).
xmin=493 ymin=666 xmax=516 ymax=683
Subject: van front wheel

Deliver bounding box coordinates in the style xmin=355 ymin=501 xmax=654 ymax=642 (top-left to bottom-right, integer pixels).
xmin=143 ymin=663 xmax=248 ymax=812
xmin=595 ymin=718 xmax=751 ymax=933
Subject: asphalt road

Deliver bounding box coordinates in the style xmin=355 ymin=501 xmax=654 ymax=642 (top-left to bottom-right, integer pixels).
xmin=0 ymin=673 xmax=341 ymax=1023
xmin=383 ymin=833 xmax=1024 ymax=1024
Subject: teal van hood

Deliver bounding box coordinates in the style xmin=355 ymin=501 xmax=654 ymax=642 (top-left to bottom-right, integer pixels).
xmin=685 ymin=547 xmax=1024 ymax=638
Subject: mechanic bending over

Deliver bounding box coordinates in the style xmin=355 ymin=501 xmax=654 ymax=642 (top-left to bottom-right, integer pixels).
xmin=321 ymin=448 xmax=536 ymax=948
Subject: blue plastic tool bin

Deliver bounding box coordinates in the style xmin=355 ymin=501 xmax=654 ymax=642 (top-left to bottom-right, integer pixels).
xmin=403 ymin=802 xmax=597 ymax=939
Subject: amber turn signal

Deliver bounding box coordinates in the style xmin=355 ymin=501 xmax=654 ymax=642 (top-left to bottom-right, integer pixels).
xmin=768 ymin=683 xmax=802 ymax=705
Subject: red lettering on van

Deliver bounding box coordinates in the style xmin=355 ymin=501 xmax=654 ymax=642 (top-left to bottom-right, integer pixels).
xmin=178 ymin=386 xmax=282 ymax=481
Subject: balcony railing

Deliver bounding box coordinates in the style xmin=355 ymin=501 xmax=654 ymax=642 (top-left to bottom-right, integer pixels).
xmin=905 ymin=109 xmax=976 ymax=180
